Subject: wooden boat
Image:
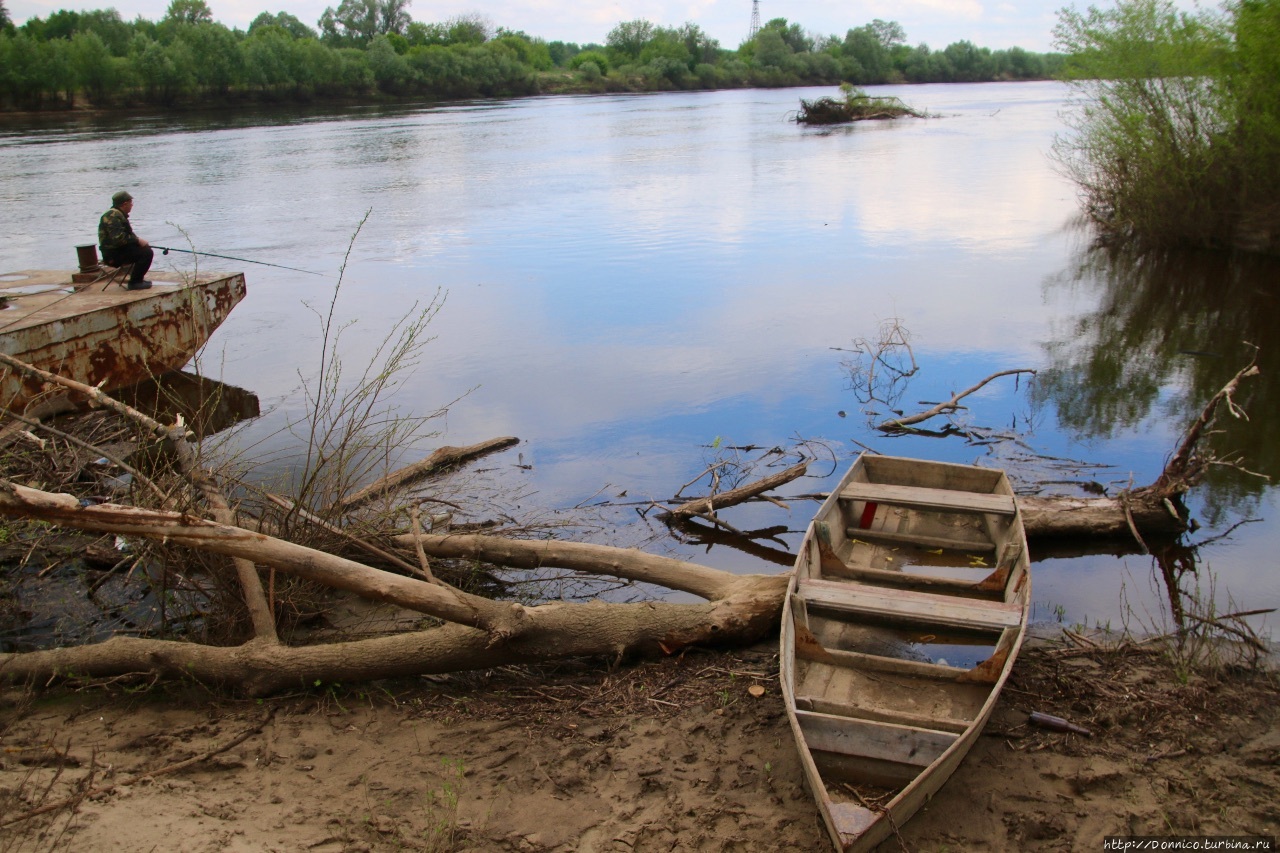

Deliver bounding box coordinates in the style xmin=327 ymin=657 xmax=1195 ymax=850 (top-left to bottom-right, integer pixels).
xmin=0 ymin=269 xmax=246 ymax=414
xmin=781 ymin=453 xmax=1031 ymax=852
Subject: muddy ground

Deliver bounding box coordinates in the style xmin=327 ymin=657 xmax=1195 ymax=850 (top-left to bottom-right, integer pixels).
xmin=0 ymin=635 xmax=1276 ymax=853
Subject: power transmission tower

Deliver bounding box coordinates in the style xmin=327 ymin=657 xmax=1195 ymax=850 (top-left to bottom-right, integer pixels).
xmin=748 ymin=0 xmax=761 ymax=41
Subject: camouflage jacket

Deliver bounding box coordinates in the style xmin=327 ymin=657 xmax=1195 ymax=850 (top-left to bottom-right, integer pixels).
xmin=98 ymin=207 xmax=137 ymax=253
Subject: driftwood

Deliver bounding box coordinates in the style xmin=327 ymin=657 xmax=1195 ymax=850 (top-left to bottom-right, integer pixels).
xmin=1019 ymin=493 xmax=1186 ymax=540
xmin=876 ymin=369 xmax=1037 ymax=431
xmin=0 ymin=479 xmax=785 ymax=694
xmin=659 ymin=462 xmax=807 ymax=521
xmin=335 ymin=436 xmax=519 ymax=512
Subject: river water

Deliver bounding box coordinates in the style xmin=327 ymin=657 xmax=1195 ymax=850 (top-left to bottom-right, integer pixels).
xmin=2 ymin=81 xmax=1278 ymax=639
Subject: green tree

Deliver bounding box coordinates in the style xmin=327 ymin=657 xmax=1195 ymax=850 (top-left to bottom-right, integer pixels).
xmin=1053 ymin=0 xmax=1279 ymax=250
xmin=842 ymin=23 xmax=897 ymax=82
xmin=607 ymin=19 xmax=655 ymax=60
xmin=867 ymin=19 xmax=906 ymax=50
xmin=569 ymin=49 xmax=608 ymax=74
xmin=366 ymin=32 xmax=410 ymax=89
xmin=132 ymin=34 xmax=196 ymax=102
xmin=319 ymin=0 xmax=410 ymax=46
xmin=163 ymin=0 xmax=213 ymax=26
xmin=761 ymin=17 xmax=811 ymax=53
xmin=752 ymin=29 xmax=793 ymax=69
xmin=445 ymin=13 xmax=490 ymax=44
xmin=80 ymin=10 xmax=135 ymax=55
xmin=178 ymin=22 xmax=241 ymax=93
xmin=243 ymin=28 xmax=292 ymax=90
xmin=0 ymin=0 xmax=12 ymax=33
xmin=942 ymin=40 xmax=994 ymax=80
xmin=70 ymin=29 xmax=117 ymax=101
xmin=675 ymin=23 xmax=720 ymax=66
xmin=493 ymin=30 xmax=552 ymax=70
xmin=546 ymin=40 xmax=579 ymax=67
xmin=41 ymin=9 xmax=82 ymax=40
xmin=249 ymin=11 xmax=317 ymax=40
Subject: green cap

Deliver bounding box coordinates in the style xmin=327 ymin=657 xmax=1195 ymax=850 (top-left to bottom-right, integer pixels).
xmin=112 ymin=190 xmax=133 ymax=206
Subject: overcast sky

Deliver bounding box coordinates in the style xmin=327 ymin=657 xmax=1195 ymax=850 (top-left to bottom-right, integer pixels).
xmin=6 ymin=0 xmax=1078 ymax=53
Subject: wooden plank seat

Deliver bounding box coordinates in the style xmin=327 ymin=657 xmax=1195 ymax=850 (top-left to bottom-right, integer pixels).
xmin=840 ymin=482 xmax=1016 ymax=515
xmin=795 ymin=694 xmax=972 ymax=735
xmin=800 ymin=578 xmax=1022 ymax=632
xmin=795 ymin=709 xmax=959 ymax=766
xmin=822 ymin=562 xmax=1005 ymax=595
xmin=845 ymin=527 xmax=996 ymax=552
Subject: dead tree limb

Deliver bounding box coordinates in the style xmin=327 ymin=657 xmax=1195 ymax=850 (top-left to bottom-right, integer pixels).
xmin=876 ymin=369 xmax=1037 ymax=431
xmin=0 ymin=479 xmax=523 ymax=635
xmin=261 ymin=490 xmax=427 ymax=580
xmin=1020 ymin=356 xmax=1262 ymax=542
xmin=0 ymin=352 xmax=279 ymax=643
xmin=1146 ymin=353 xmax=1261 ymax=495
xmin=0 ymin=480 xmax=785 ymax=695
xmin=659 ymin=462 xmax=808 ymax=521
xmin=0 ymin=581 xmax=785 ymax=696
xmin=396 ymin=532 xmax=755 ymax=602
xmin=0 ymin=407 xmax=168 ymax=503
xmin=335 ymin=436 xmax=519 ymax=513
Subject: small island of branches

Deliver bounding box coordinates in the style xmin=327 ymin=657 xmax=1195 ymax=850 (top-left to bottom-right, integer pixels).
xmin=795 ymin=83 xmax=931 ymax=124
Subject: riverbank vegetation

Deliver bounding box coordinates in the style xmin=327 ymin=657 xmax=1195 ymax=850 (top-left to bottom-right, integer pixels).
xmin=1053 ymin=0 xmax=1280 ymax=254
xmin=0 ymin=0 xmax=1063 ymax=111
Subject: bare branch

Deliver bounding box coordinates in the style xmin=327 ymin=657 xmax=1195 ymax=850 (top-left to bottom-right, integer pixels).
xmin=876 ymin=369 xmax=1037 ymax=431
xmin=334 ymin=436 xmax=519 ymax=513
xmin=660 ymin=462 xmax=808 ymax=521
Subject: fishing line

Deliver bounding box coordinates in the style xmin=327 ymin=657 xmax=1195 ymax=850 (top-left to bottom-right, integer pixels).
xmin=153 ymin=246 xmax=328 ymax=277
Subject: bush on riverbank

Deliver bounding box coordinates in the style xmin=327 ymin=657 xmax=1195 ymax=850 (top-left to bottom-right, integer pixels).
xmin=0 ymin=7 xmax=1063 ymax=112
xmin=1053 ymin=0 xmax=1280 ymax=254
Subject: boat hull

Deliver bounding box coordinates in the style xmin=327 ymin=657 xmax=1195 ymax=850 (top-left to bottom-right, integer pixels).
xmin=781 ymin=453 xmax=1031 ymax=852
xmin=0 ymin=270 xmax=246 ymax=413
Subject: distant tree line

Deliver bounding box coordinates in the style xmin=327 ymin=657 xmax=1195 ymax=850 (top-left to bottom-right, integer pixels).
xmin=0 ymin=0 xmax=1064 ymax=111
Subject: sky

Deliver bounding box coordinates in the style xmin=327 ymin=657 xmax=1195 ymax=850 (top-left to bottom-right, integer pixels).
xmin=6 ymin=0 xmax=1074 ymax=53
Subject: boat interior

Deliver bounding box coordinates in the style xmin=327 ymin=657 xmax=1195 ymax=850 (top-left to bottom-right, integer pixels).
xmin=782 ymin=455 xmax=1030 ymax=841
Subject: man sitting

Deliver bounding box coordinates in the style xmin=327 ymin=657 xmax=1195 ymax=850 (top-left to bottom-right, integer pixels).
xmin=98 ymin=190 xmax=154 ymax=290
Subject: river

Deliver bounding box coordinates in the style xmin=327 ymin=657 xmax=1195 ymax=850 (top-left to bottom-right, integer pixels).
xmin=2 ymin=81 xmax=1277 ymax=639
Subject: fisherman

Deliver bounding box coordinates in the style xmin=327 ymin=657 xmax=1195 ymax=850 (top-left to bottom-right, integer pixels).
xmin=98 ymin=190 xmax=154 ymax=290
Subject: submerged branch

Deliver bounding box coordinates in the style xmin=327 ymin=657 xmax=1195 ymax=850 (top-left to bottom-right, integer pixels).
xmin=876 ymin=369 xmax=1037 ymax=431
xmin=659 ymin=462 xmax=808 ymax=522
xmin=334 ymin=436 xmax=519 ymax=513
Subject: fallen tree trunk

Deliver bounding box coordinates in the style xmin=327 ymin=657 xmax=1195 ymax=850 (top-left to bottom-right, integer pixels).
xmin=1019 ymin=493 xmax=1185 ymax=541
xmin=0 ymin=478 xmax=785 ymax=695
xmin=334 ymin=436 xmax=519 ymax=513
xmin=0 ymin=585 xmax=785 ymax=697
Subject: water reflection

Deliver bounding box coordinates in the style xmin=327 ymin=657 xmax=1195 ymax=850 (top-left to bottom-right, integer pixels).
xmin=1036 ymin=229 xmax=1280 ymax=519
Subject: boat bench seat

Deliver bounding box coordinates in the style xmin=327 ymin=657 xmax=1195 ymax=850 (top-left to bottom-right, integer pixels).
xmin=840 ymin=482 xmax=1016 ymax=515
xmin=800 ymin=577 xmax=1022 ymax=632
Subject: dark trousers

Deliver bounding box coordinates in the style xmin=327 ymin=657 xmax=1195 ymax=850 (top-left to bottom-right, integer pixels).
xmin=102 ymin=243 xmax=153 ymax=283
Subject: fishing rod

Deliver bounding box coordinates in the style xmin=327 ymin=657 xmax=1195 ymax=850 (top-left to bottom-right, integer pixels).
xmin=152 ymin=245 xmax=328 ymax=277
